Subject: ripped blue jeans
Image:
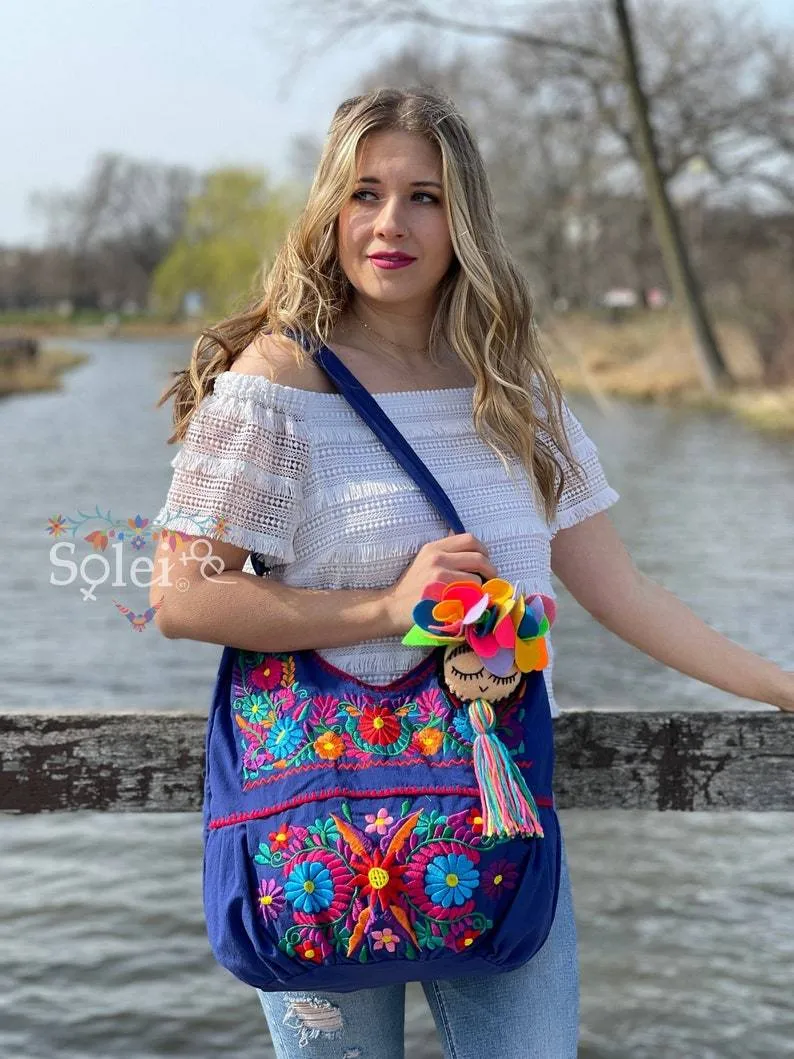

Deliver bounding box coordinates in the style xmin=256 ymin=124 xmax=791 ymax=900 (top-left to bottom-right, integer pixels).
xmin=256 ymin=832 xmax=578 ymax=1059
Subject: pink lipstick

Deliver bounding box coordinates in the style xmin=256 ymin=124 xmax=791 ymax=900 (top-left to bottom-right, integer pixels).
xmin=369 ymin=251 xmax=416 ymax=270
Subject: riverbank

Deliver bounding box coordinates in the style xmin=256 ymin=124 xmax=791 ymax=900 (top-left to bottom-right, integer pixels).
xmin=3 ymin=311 xmax=793 ymax=433
xmin=542 ymin=310 xmax=794 ymax=434
xmin=0 ymin=345 xmax=89 ymax=397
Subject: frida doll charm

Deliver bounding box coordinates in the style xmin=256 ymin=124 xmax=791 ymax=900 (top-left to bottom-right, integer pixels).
xmin=402 ymin=578 xmax=556 ymax=839
xmin=441 ymin=641 xmax=523 ymax=703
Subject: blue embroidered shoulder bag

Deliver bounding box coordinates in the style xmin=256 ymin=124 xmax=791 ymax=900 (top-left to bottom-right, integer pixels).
xmin=202 ymin=344 xmax=562 ymax=992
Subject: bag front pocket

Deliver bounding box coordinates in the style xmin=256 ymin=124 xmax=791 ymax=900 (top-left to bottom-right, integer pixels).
xmin=211 ymin=790 xmax=552 ymax=984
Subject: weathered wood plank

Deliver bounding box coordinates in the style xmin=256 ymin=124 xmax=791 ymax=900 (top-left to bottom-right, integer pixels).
xmin=1 ymin=711 xmax=792 ymax=814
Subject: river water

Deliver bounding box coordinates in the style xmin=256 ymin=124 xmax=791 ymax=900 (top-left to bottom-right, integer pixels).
xmin=1 ymin=337 xmax=792 ymax=1059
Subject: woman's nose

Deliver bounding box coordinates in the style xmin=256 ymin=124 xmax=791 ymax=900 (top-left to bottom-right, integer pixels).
xmin=374 ymin=197 xmax=407 ymax=240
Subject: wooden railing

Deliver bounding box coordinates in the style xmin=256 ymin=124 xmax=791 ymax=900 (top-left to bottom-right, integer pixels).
xmin=1 ymin=711 xmax=792 ymax=813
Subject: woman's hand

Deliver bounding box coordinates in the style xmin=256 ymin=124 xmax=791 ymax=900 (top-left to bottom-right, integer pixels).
xmin=381 ymin=532 xmax=498 ymax=635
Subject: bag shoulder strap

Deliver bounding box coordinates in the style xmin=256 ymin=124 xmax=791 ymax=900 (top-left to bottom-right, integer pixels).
xmin=312 ymin=343 xmax=466 ymax=535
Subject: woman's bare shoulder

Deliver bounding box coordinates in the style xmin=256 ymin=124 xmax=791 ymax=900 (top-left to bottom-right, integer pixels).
xmin=229 ymin=332 xmax=335 ymax=393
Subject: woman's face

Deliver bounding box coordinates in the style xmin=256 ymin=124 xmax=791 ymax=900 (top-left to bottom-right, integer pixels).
xmin=336 ymin=129 xmax=455 ymax=310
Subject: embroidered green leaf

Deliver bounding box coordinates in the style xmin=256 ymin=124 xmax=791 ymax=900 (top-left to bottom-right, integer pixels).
xmin=333 ymin=925 xmax=352 ymax=950
xmin=308 ymin=817 xmax=340 ymax=845
xmin=296 ymin=701 xmax=312 ymax=723
xmin=401 ymin=799 xmax=411 ymax=817
xmin=358 ymin=946 xmax=369 ymax=963
xmin=414 ymin=918 xmax=446 ymax=951
xmin=404 ymin=943 xmax=417 ymax=960
xmin=340 ymin=801 xmax=353 ymax=823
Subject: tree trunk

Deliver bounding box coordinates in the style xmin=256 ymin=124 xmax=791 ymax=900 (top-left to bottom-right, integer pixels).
xmin=614 ymin=0 xmax=732 ymax=392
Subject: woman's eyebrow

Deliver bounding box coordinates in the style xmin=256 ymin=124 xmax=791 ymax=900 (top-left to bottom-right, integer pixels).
xmin=356 ymin=176 xmax=442 ymax=189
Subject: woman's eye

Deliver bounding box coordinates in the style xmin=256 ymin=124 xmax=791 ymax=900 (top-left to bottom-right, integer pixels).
xmin=350 ymin=190 xmax=439 ymax=204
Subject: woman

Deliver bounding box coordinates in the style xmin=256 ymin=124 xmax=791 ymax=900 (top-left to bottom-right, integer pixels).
xmin=153 ymin=88 xmax=793 ymax=1059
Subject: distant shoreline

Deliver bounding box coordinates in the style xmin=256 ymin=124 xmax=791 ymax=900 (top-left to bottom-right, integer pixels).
xmin=0 ymin=345 xmax=90 ymax=398
xmin=2 ymin=313 xmax=792 ymax=432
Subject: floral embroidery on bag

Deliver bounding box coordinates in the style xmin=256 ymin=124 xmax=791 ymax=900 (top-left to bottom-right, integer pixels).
xmin=252 ymin=801 xmax=526 ymax=964
xmin=233 ymin=652 xmax=526 ymax=784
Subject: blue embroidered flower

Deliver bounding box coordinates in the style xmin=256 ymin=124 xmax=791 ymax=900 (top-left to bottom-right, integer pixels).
xmin=284 ymin=860 xmax=335 ymax=914
xmin=451 ymin=710 xmax=474 ymax=744
xmin=424 ymin=853 xmax=479 ymax=908
xmin=240 ymin=692 xmax=269 ymax=722
xmin=265 ymin=716 xmax=302 ymax=757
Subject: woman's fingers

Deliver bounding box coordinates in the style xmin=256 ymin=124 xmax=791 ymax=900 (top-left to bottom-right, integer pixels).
xmin=438 ymin=552 xmax=498 ymax=582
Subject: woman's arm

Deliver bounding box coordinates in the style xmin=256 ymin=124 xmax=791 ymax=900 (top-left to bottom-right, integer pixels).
xmin=550 ymin=512 xmax=794 ymax=712
xmin=151 ymin=532 xmax=498 ymax=652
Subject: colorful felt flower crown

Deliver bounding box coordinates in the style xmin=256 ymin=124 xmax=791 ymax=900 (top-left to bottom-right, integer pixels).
xmin=401 ymin=578 xmax=556 ymax=676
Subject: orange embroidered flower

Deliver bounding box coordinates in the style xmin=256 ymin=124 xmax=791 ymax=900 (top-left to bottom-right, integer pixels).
xmin=314 ymin=731 xmax=345 ymax=760
xmin=412 ymin=726 xmax=444 ymax=756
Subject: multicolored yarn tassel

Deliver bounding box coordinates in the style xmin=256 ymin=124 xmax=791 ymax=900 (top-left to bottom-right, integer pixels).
xmin=467 ymin=698 xmax=544 ymax=840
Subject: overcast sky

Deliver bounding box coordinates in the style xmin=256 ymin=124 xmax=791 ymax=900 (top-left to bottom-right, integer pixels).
xmin=3 ymin=0 xmax=792 ymax=246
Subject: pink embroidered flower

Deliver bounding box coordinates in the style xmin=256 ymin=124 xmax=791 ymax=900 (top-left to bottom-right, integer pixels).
xmin=257 ymin=878 xmax=285 ymax=921
xmin=482 ymin=859 xmax=519 ymax=899
xmin=364 ymin=808 xmax=394 ymax=836
xmin=415 ymin=687 xmax=446 ymax=723
xmin=242 ymin=741 xmax=269 ymax=772
xmin=250 ymin=657 xmax=284 ymax=692
xmin=271 ymin=686 xmax=299 ymax=717
xmin=309 ymin=694 xmax=340 ymax=727
xmin=371 ymin=927 xmax=399 ymax=953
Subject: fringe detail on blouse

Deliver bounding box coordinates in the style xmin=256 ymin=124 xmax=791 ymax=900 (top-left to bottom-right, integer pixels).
xmin=170 ymin=447 xmax=302 ymax=501
xmin=551 ymin=486 xmax=621 ymax=533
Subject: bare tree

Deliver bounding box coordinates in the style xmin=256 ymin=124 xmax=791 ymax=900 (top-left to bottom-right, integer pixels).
xmin=612 ymin=0 xmax=730 ymax=388
xmin=306 ymin=0 xmax=779 ymax=389
xmin=30 ymin=154 xmax=199 ymax=308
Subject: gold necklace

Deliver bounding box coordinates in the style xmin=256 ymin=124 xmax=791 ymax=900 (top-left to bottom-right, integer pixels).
xmin=351 ymin=309 xmax=429 ymax=356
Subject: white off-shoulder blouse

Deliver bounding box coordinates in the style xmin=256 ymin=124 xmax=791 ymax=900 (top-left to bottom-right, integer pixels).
xmin=155 ymin=371 xmax=620 ymax=717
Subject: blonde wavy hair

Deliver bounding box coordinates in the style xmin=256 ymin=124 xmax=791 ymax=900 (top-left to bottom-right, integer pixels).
xmin=157 ymin=86 xmax=584 ymax=525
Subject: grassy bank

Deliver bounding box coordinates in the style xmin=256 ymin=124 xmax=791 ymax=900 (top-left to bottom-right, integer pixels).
xmin=542 ymin=309 xmax=794 ymax=435
xmin=0 ymin=346 xmax=89 ymax=397
xmin=4 ymin=309 xmax=793 ymax=433
xmin=0 ymin=317 xmax=198 ymax=340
